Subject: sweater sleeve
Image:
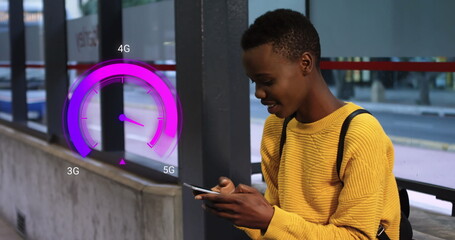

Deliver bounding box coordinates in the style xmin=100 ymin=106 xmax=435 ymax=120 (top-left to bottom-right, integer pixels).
xmin=257 ymin=116 xmax=396 ymax=240
xmin=239 ymin=115 xmax=283 ymax=239
xmin=260 ymin=115 xmax=282 ymax=207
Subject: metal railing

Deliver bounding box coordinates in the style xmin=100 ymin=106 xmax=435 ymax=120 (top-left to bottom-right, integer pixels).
xmin=251 ymin=162 xmax=455 ymax=217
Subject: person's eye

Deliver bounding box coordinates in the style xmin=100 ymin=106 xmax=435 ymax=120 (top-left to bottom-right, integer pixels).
xmin=263 ymin=79 xmax=274 ymax=86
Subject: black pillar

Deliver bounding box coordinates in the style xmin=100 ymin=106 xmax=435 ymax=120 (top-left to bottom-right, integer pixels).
xmin=98 ymin=0 xmax=125 ymax=152
xmin=43 ymin=0 xmax=69 ymax=141
xmin=175 ymin=1 xmax=251 ymax=239
xmin=8 ymin=0 xmax=27 ymax=123
xmin=306 ymin=0 xmax=311 ymax=18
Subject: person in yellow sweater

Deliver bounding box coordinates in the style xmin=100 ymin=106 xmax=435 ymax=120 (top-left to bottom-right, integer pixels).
xmin=195 ymin=9 xmax=401 ymax=239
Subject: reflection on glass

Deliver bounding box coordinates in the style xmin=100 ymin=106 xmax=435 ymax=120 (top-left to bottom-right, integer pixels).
xmin=66 ymin=0 xmax=98 ymax=20
xmin=122 ymin=0 xmax=175 ymax=62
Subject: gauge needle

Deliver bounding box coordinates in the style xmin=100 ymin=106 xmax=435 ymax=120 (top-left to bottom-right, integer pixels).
xmin=118 ymin=114 xmax=144 ymax=127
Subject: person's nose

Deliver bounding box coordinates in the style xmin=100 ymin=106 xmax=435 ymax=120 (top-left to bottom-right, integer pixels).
xmin=255 ymin=84 xmax=266 ymax=99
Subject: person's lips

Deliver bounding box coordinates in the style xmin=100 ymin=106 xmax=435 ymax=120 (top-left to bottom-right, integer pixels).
xmin=261 ymin=100 xmax=275 ymax=106
xmin=267 ymin=104 xmax=279 ymax=114
xmin=261 ymin=101 xmax=279 ymax=114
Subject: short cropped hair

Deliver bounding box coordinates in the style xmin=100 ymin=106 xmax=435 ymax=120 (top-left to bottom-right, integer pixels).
xmin=241 ymin=9 xmax=321 ymax=67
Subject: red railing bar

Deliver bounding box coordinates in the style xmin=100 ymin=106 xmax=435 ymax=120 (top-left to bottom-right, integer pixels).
xmin=320 ymin=61 xmax=455 ymax=72
xmin=0 ymin=64 xmax=176 ymax=71
xmin=1 ymin=61 xmax=455 ymax=72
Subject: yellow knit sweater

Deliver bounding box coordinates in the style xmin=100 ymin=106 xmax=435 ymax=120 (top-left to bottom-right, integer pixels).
xmin=243 ymin=102 xmax=401 ymax=239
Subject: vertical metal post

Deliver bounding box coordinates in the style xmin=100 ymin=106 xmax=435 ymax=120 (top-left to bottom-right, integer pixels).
xmin=176 ymin=0 xmax=250 ymax=239
xmin=43 ymin=0 xmax=68 ymax=141
xmin=306 ymin=0 xmax=311 ymax=19
xmin=8 ymin=0 xmax=27 ymax=123
xmin=98 ymin=0 xmax=125 ymax=152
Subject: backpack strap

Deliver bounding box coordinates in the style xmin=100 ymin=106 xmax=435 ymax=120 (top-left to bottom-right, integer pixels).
xmin=336 ymin=109 xmax=371 ymax=182
xmin=279 ymin=112 xmax=296 ymax=157
xmin=335 ymin=109 xmax=392 ymax=240
xmin=278 ymin=109 xmax=392 ymax=240
xmin=278 ymin=109 xmax=372 ymax=163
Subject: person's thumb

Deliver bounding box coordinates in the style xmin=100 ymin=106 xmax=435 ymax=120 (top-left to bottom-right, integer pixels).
xmin=218 ymin=176 xmax=233 ymax=187
xmin=234 ymin=184 xmax=256 ymax=193
xmin=209 ymin=177 xmax=235 ymax=193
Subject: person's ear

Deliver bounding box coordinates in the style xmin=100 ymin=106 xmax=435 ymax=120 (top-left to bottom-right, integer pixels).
xmin=299 ymin=52 xmax=314 ymax=75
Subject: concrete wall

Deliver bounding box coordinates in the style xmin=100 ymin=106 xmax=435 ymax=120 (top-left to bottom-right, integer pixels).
xmin=0 ymin=125 xmax=182 ymax=240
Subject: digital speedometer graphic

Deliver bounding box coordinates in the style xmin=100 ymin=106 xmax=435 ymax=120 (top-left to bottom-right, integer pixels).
xmin=63 ymin=59 xmax=182 ymax=163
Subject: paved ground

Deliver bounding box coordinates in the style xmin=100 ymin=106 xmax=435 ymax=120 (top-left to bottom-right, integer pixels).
xmin=409 ymin=206 xmax=455 ymax=240
xmin=0 ymin=217 xmax=22 ymax=240
xmin=1 ymin=207 xmax=452 ymax=240
xmin=394 ymin=145 xmax=455 ymax=189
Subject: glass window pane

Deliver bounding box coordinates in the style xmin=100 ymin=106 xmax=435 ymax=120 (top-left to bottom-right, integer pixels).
xmin=122 ymin=0 xmax=177 ymax=172
xmin=66 ymin=0 xmax=101 ymax=150
xmin=249 ymin=0 xmax=305 ymax=24
xmin=328 ymin=57 xmax=455 ymax=215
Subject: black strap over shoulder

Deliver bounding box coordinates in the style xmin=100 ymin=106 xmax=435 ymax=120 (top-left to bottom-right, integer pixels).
xmin=278 ymin=109 xmax=372 ymax=164
xmin=336 ymin=109 xmax=371 ymax=181
xmin=279 ymin=109 xmax=394 ymax=240
xmin=334 ymin=109 xmax=393 ymax=240
xmin=279 ymin=112 xmax=296 ymax=157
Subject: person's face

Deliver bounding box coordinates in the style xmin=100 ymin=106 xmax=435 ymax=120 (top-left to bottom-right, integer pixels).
xmin=243 ymin=43 xmax=309 ymax=118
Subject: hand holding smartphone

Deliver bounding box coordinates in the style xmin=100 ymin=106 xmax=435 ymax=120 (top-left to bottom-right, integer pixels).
xmin=183 ymin=182 xmax=220 ymax=195
xmin=183 ymin=183 xmax=219 ymax=208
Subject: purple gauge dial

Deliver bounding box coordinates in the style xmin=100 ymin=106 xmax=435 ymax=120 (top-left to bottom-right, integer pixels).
xmin=64 ymin=59 xmax=181 ymax=162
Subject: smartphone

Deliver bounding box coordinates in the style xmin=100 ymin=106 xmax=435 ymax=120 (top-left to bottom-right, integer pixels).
xmin=183 ymin=182 xmax=220 ymax=195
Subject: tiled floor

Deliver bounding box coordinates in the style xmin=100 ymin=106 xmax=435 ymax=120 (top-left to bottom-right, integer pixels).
xmin=0 ymin=218 xmax=22 ymax=240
